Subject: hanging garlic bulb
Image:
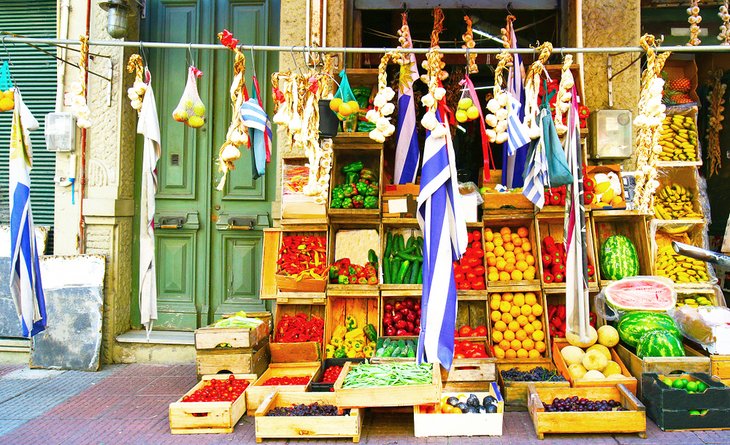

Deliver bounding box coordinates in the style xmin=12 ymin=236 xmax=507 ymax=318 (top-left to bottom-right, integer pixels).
xmin=718 ymin=1 xmax=730 ymax=45
xmin=366 ymin=52 xmax=401 ymax=142
xmin=687 ymin=1 xmax=702 ymax=46
xmin=485 ymin=50 xmax=511 ymax=143
xmin=553 ymin=55 xmax=574 ymax=136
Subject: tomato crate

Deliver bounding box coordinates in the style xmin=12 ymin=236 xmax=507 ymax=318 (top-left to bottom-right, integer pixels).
xmin=324 ymin=294 xmax=379 ymax=360
xmin=311 ymin=358 xmax=368 ymax=392
xmin=642 ymin=373 xmax=730 ymax=430
xmin=270 ymin=303 xmax=325 ymax=363
xmin=413 ymin=384 xmax=504 ymax=437
xmin=333 ymin=361 xmax=442 ymax=408
xmin=497 ymin=360 xmax=570 ymax=411
xmin=590 ymin=210 xmax=652 ymax=287
xmin=455 ymin=300 xmax=489 ymax=342
xmin=442 ymin=343 xmax=497 ymax=392
xmin=487 ymin=289 xmax=550 ymax=360
xmin=254 ymin=389 xmax=363 ymax=443
xmin=169 ymin=374 xmax=257 ymax=435
xmin=246 ymin=362 xmax=321 ymax=415
xmin=527 ymin=384 xmax=647 ymax=440
xmin=482 ymin=218 xmax=540 ymax=289
xmin=615 ymin=343 xmax=711 ymax=397
xmin=196 ymin=339 xmax=270 ymax=378
xmin=328 ymin=142 xmax=383 ymax=222
xmin=535 ymin=214 xmax=599 ymax=292
xmin=380 ymin=296 xmax=421 ymax=338
xmin=552 ymin=339 xmax=637 ymax=395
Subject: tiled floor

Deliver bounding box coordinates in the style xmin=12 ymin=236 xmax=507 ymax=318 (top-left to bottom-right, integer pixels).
xmin=0 ymin=364 xmax=729 ymax=445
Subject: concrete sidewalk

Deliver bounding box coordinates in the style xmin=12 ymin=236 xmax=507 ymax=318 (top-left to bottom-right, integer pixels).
xmin=1 ymin=363 xmax=729 ymax=445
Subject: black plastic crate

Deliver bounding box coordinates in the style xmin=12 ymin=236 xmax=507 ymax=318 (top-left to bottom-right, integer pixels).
xmin=642 ymin=373 xmax=730 ymax=410
xmin=310 ymin=358 xmax=367 ymax=392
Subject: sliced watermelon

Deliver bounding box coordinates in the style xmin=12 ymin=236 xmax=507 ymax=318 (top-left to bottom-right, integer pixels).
xmin=605 ymin=276 xmax=676 ymax=311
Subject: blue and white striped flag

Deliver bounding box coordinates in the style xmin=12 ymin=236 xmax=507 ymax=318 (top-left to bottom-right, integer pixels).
xmin=394 ymin=35 xmax=420 ymax=184
xmin=241 ymin=98 xmax=272 ymax=179
xmin=522 ymin=109 xmax=548 ymax=208
xmin=416 ymin=109 xmax=467 ymax=370
xmin=507 ymin=95 xmax=530 ymax=156
xmin=502 ymin=21 xmax=529 ymax=189
xmin=9 ymin=90 xmax=46 ymax=337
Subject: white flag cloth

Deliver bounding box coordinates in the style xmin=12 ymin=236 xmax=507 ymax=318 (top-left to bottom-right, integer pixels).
xmin=9 ymin=89 xmax=46 ymax=337
xmin=137 ymin=77 xmax=161 ymax=338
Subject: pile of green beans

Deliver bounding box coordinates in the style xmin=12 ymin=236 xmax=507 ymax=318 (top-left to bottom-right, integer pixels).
xmin=341 ymin=363 xmax=433 ymax=388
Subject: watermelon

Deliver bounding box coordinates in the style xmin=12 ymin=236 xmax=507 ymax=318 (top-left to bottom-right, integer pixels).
xmin=599 ymin=235 xmax=640 ymax=280
xmin=605 ymin=276 xmax=676 ymax=311
xmin=617 ymin=312 xmax=680 ymax=348
xmin=636 ymin=329 xmax=685 ymax=358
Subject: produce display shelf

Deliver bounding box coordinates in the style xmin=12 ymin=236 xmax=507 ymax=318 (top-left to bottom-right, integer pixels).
xmin=195 ymin=340 xmax=271 ymax=379
xmin=441 ymin=356 xmax=498 ymax=392
xmin=169 ymin=374 xmax=257 ymax=435
xmin=195 ymin=321 xmax=269 ymax=350
xmin=254 ymin=390 xmax=362 ymax=443
xmin=457 ymin=290 xmax=488 ymax=300
xmin=527 ymin=384 xmax=647 ymax=440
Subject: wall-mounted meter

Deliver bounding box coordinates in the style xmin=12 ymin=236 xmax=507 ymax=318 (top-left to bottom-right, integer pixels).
xmin=590 ymin=109 xmax=632 ymax=159
xmin=45 ymin=112 xmax=76 ymax=152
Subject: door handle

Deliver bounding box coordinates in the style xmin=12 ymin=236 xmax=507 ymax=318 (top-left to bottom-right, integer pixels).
xmin=156 ymin=216 xmax=185 ymax=229
xmin=227 ymin=216 xmax=256 ymax=231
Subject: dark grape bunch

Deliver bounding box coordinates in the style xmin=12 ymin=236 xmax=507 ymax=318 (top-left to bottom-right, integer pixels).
xmin=500 ymin=367 xmax=567 ymax=382
xmin=266 ymin=402 xmax=348 ymax=417
xmin=544 ymin=396 xmax=624 ymax=412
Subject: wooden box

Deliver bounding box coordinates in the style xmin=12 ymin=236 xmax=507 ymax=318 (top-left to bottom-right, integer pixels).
xmin=535 ymin=214 xmax=599 ymax=292
xmin=324 ymin=294 xmax=379 ymax=358
xmin=455 ymin=300 xmax=488 ymax=341
xmin=488 ymin=288 xmax=552 ymax=360
xmin=270 ymin=303 xmax=325 ymax=363
xmin=382 ymin=183 xmax=419 ymax=219
xmin=663 ymin=57 xmax=700 ymax=104
xmin=497 ymin=360 xmax=571 ymax=410
xmin=333 ymin=361 xmax=441 ymax=408
xmin=169 ymin=373 xmax=257 ymax=434
xmin=585 ymin=165 xmax=626 ymax=210
xmin=327 ymin=222 xmax=381 ymax=295
xmin=281 ymin=157 xmax=328 ymax=221
xmin=195 ymin=321 xmax=269 ymax=350
xmin=655 ymin=165 xmax=704 ymax=220
xmin=328 ymin=135 xmax=383 ymax=221
xmin=481 ymin=170 xmax=534 ymax=212
xmin=615 ymin=343 xmax=711 ymax=397
xmin=413 ymin=383 xmax=505 ymax=437
xmin=552 ymin=339 xmax=637 ymax=395
xmin=380 ymin=224 xmax=423 ymax=287
xmin=311 ymin=358 xmax=367 ymax=392
xmin=246 ymin=362 xmax=321 ymax=415
xmin=483 ymin=217 xmax=540 ymax=289
xmin=685 ymin=342 xmax=730 ymax=383
xmin=652 ymin=221 xmax=714 ymax=286
xmin=527 ymin=384 xmax=647 ymax=440
xmin=254 ymin=390 xmax=362 ymax=443
xmin=442 ymin=353 xmax=497 ymax=392
xmin=380 ymin=296 xmax=421 ymax=338
xmin=590 ymin=210 xmax=652 ymax=286
xmin=642 ymin=372 xmax=730 ymax=430
xmin=196 ymin=339 xmax=270 ymax=378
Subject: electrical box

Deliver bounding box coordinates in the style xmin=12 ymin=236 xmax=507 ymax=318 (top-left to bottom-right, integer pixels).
xmin=590 ymin=109 xmax=632 ymax=159
xmin=44 ymin=112 xmax=76 ymax=152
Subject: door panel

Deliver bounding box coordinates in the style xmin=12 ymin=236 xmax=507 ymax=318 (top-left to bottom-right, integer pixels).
xmin=210 ymin=230 xmax=264 ymax=317
xmin=154 ymin=229 xmax=198 ymax=328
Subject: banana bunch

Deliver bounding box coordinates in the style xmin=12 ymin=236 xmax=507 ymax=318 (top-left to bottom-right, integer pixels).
xmin=654 ymin=184 xmax=703 ymax=219
xmin=658 ymin=115 xmax=698 ymax=162
xmin=655 ymin=245 xmax=709 ymax=283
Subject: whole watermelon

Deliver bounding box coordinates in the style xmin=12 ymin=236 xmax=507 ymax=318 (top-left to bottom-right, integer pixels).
xmin=636 ymin=329 xmax=685 ymax=358
xmin=617 ymin=312 xmax=680 ymax=348
xmin=599 ymin=235 xmax=639 ymax=280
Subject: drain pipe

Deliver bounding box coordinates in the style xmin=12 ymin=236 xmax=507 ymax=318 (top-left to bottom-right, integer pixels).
xmin=77 ymin=0 xmax=92 ymax=254
xmin=56 ymin=0 xmax=70 ymax=111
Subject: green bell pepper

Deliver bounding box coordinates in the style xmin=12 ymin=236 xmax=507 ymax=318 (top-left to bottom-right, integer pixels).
xmin=366 ymin=183 xmax=379 ymax=196
xmin=364 ymin=196 xmax=378 ymax=209
xmin=329 ymin=265 xmax=339 ymax=282
xmin=331 ymin=198 xmax=343 ymax=209
xmin=342 ymin=184 xmax=356 ymax=197
xmin=333 ymin=347 xmax=347 ymax=359
xmin=359 ymin=168 xmax=377 ymax=182
xmin=342 ymin=197 xmax=353 ymax=209
xmin=355 ymin=182 xmax=368 ymax=196
xmin=352 ymin=195 xmax=364 ymax=208
xmin=338 ymin=274 xmax=350 ymax=285
xmin=332 ymin=187 xmax=345 ymax=200
xmin=343 ymin=161 xmax=363 ymax=184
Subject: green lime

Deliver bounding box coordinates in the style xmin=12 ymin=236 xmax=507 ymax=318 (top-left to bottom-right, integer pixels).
xmin=689 ymin=410 xmax=701 ymax=416
xmin=701 ymin=409 xmax=709 ymax=415
xmin=660 ymin=378 xmax=673 ymax=387
xmin=686 ymin=381 xmax=698 ymax=392
xmin=673 ymin=379 xmax=687 ymax=389
xmin=696 ymin=381 xmax=708 ymax=392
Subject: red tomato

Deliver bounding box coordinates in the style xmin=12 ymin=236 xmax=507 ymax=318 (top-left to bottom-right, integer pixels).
xmin=472 ymin=230 xmax=481 ymax=241
xmin=455 ymin=353 xmax=466 ymax=359
xmin=469 ymin=331 xmax=479 ymax=337
xmin=475 ymin=325 xmax=487 ymax=336
xmin=458 ymin=325 xmax=472 ymax=337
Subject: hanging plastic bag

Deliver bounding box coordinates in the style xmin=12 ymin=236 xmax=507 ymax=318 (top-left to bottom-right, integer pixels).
xmin=0 ymin=60 xmax=15 ymax=112
xmin=329 ymin=69 xmax=359 ymax=121
xmin=541 ymin=104 xmax=573 ymax=186
xmin=172 ymin=66 xmax=206 ymax=128
xmin=455 ymin=82 xmax=480 ymax=124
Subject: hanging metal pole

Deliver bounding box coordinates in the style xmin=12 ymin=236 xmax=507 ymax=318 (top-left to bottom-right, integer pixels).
xmin=3 ymin=36 xmax=730 ymax=54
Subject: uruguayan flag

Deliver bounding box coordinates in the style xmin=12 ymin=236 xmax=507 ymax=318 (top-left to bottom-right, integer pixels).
xmin=241 ymin=98 xmax=272 ymax=179
xmin=394 ymin=39 xmax=420 ymax=184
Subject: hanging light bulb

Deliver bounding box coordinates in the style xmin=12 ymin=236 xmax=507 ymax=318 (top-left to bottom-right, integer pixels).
xmin=98 ymin=0 xmax=132 ymax=39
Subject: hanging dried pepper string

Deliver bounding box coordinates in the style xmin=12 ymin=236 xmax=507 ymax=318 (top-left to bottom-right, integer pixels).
xmin=707 ymin=69 xmax=726 ymax=176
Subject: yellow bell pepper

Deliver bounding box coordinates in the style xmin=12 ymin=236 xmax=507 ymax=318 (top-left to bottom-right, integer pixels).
xmin=330 ymin=337 xmax=343 ymax=348
xmin=332 ymin=325 xmax=347 ymax=340
xmin=353 ymin=340 xmax=364 ymax=352
xmin=345 ymin=328 xmax=364 ymax=340
xmin=362 ymin=345 xmax=374 ymax=357
xmin=325 ymin=344 xmax=335 ymax=358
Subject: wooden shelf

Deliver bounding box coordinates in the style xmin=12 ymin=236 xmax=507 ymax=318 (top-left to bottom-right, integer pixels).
xmin=656 ymin=160 xmax=702 ymax=168
xmin=457 ymin=290 xmax=488 ymax=300
xmin=591 ymin=209 xmax=649 ymax=218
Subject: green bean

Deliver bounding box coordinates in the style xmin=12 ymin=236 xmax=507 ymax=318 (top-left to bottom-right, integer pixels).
xmin=341 ymin=363 xmax=433 ymax=388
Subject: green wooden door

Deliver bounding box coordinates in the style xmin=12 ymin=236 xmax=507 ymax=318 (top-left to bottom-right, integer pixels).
xmin=134 ymin=0 xmax=279 ymax=330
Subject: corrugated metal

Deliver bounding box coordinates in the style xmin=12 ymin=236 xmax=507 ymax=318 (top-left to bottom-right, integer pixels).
xmin=0 ymin=0 xmax=57 ymax=227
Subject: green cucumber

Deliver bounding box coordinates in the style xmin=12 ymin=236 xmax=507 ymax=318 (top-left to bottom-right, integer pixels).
xmin=384 ymin=232 xmax=393 ymax=258
xmin=383 ymin=256 xmax=391 ymax=284
xmin=410 ymin=260 xmax=421 ymax=284
xmin=396 ymin=260 xmax=410 ymax=284
xmin=391 ymin=259 xmax=401 ymax=284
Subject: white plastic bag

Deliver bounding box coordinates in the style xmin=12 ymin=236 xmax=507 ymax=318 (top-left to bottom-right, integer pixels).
xmin=172 ymin=66 xmax=206 ymax=128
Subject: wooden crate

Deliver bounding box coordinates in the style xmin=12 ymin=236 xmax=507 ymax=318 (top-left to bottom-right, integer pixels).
xmin=590 ymin=210 xmax=652 ymax=286
xmin=327 ymin=222 xmax=381 ymax=294
xmin=652 ymin=222 xmax=714 ymax=286
xmin=270 ymin=303 xmax=325 ymax=363
xmin=324 ymin=294 xmax=379 ymax=357
xmin=380 ymin=224 xmax=423 ymax=286
xmin=382 ymin=183 xmax=419 ymax=219
xmin=684 ymin=342 xmax=730 ymax=381
xmin=455 ymin=300 xmax=488 ymax=341
xmin=280 ymin=157 xmax=328 ymax=221
xmin=585 ymin=165 xmax=627 ymax=210
xmin=527 ymin=384 xmax=647 ymax=440
xmin=196 ymin=340 xmax=270 ymax=378
xmin=481 ymin=171 xmax=534 ymax=212
xmin=413 ymin=383 xmax=504 ymax=437
xmin=488 ymin=288 xmax=551 ymax=360
xmin=615 ymin=343 xmax=711 ymax=397
xmin=663 ymin=57 xmax=700 ymax=103
xmin=246 ymin=362 xmax=321 ymax=415
xmin=655 ymin=165 xmax=704 ymax=219
xmin=483 ymin=217 xmax=540 ymax=289
xmin=195 ymin=322 xmax=269 ymax=350
xmin=642 ymin=372 xmax=730 ymax=430
xmin=328 ymin=140 xmax=383 ymax=221
xmin=497 ymin=360 xmax=571 ymax=410
xmin=311 ymin=358 xmax=368 ymax=392
xmin=535 ymin=214 xmax=599 ymax=292
xmin=380 ymin=296 xmax=421 ymax=338
xmin=442 ymin=352 xmax=498 ymax=392
xmin=169 ymin=373 xmax=257 ymax=435
xmin=552 ymin=339 xmax=638 ymax=395
xmin=254 ymin=390 xmax=362 ymax=443
xmin=333 ymin=361 xmax=441 ymax=408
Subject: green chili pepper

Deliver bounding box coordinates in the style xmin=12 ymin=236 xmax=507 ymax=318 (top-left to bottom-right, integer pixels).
xmin=396 ymin=260 xmax=411 ymax=284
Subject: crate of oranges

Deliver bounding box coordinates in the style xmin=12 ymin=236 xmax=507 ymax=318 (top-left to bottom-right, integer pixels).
xmin=483 ymin=222 xmax=539 ymax=290
xmin=489 ymin=291 xmax=549 ymax=360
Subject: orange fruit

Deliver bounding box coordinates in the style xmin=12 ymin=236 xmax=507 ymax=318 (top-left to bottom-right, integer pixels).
xmin=529 ymin=349 xmax=541 ymax=359
xmin=522 ymin=241 xmax=532 ymax=252
xmin=521 ymin=305 xmax=533 ymax=316
xmin=517 ymin=348 xmax=529 ymax=358
xmin=499 ymin=301 xmax=511 ymax=313
xmin=516 ymin=261 xmax=528 ymax=272
xmin=512 ymin=293 xmax=524 ymax=306
xmin=532 ymin=330 xmax=545 ymax=342
xmin=329 ymin=97 xmax=343 ymax=112
xmin=513 ymin=237 xmax=523 ymax=247
xmin=527 ymin=314 xmax=537 ymax=323
xmin=505 ymin=349 xmax=517 ymax=359
xmin=501 ymin=312 xmax=513 ymax=324
xmin=523 ymin=269 xmax=536 ymax=280
xmin=499 ymin=272 xmax=511 ymax=282
xmin=517 ymin=227 xmax=529 ymax=238
xmin=505 ymin=256 xmax=516 ymax=265
xmin=510 ymin=339 xmax=522 ymax=350
xmin=535 ymin=341 xmax=546 ymax=353
xmin=522 ymin=338 xmax=535 ymax=350
xmin=499 ymin=339 xmax=511 ymax=351
xmin=500 ymin=227 xmax=511 ymax=236
xmin=496 ymin=259 xmax=507 ymax=271
xmin=490 ymin=299 xmax=501 ymax=311
xmin=509 ymin=306 xmax=521 ymax=318
xmin=505 ymin=263 xmax=515 ymax=274
xmin=525 ymin=293 xmax=537 ymax=305
xmin=485 ymin=251 xmax=496 ymax=258
xmin=514 ymin=247 xmax=524 ymax=255
xmin=492 ymin=330 xmax=503 ymax=343
xmin=516 ymin=315 xmax=529 ymax=327
xmin=487 ymin=256 xmax=497 ymax=267
xmin=492 ymin=293 xmax=502 ymax=301
xmin=503 ymin=330 xmax=515 ymax=341
xmin=532 ymin=320 xmax=543 ymax=330
xmin=505 ymin=243 xmax=515 ymax=252
xmin=493 ymin=237 xmax=504 ymax=246
xmin=484 ymin=241 xmax=495 ymax=252
xmin=508 ymin=321 xmax=520 ymax=332
xmin=515 ymin=253 xmax=526 ymax=261
xmin=502 ymin=234 xmax=512 ymax=243
xmin=511 ymin=270 xmax=523 ymax=281
xmin=484 ymin=229 xmax=494 ymax=241
xmin=494 ymin=346 xmax=506 ymax=359
xmin=494 ymin=246 xmax=506 ymax=257
xmin=502 ymin=293 xmax=514 ymax=302
xmin=532 ymin=303 xmax=543 ymax=317
xmin=488 ymin=272 xmax=499 ymax=282
xmin=515 ymin=330 xmax=527 ymax=341
xmin=488 ymin=266 xmax=498 ymax=274
xmin=524 ymin=323 xmax=535 ymax=335
xmin=490 ymin=310 xmax=502 ymax=322
xmin=494 ymin=321 xmax=507 ymax=332
xmin=525 ymin=255 xmax=535 ymax=266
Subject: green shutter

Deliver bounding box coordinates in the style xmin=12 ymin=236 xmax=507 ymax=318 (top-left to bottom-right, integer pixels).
xmin=0 ymin=0 xmax=57 ymax=229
